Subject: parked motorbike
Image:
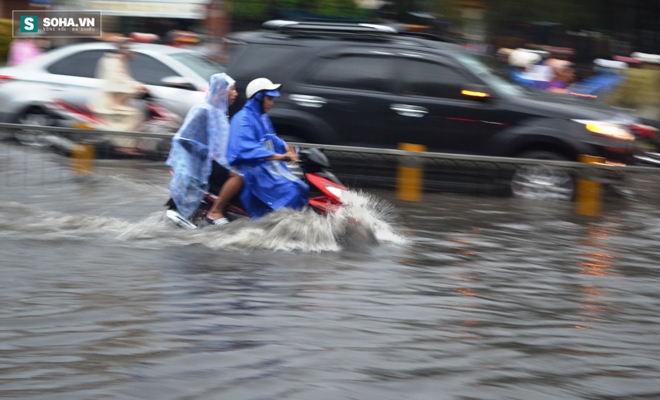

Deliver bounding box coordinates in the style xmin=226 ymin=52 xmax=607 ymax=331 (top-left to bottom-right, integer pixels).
xmin=164 ymin=147 xmax=378 ymax=243
xmin=37 ymin=91 xmax=181 ymax=158
xmin=631 ymin=122 xmax=660 ymax=166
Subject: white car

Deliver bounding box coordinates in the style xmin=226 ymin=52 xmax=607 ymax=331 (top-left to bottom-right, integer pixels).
xmin=0 ymin=42 xmax=223 ymax=128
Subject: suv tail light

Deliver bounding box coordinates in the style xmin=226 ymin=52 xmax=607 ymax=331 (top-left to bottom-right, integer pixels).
xmin=0 ymin=75 xmax=14 ymax=82
xmin=631 ymin=123 xmax=658 ymax=139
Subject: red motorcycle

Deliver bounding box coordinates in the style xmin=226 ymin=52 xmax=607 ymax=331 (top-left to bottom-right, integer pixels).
xmin=164 ymin=148 xmax=376 ymax=244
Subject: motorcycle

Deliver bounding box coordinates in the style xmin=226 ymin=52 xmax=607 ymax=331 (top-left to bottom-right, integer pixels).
xmin=164 ymin=148 xmax=378 ymax=243
xmin=631 ymin=122 xmax=660 ymax=166
xmin=39 ymin=91 xmax=181 ymax=158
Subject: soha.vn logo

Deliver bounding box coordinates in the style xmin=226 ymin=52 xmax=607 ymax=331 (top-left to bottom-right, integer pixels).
xmin=20 ymin=16 xmax=38 ymax=32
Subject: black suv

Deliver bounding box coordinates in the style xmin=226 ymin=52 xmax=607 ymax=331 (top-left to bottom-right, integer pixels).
xmin=225 ymin=20 xmax=638 ymax=164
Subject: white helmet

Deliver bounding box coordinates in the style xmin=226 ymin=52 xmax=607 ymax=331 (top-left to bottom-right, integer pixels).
xmin=509 ymin=50 xmax=541 ymax=68
xmin=246 ymin=77 xmax=282 ymax=99
xmin=631 ymin=52 xmax=660 ymax=64
xmin=594 ymin=58 xmax=628 ymax=69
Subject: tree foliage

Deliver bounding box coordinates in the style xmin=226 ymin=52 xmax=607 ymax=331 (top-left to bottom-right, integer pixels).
xmin=386 ymin=0 xmax=641 ymax=36
xmin=0 ymin=19 xmax=12 ymax=63
xmin=229 ymin=0 xmax=644 ymax=40
xmin=483 ymin=0 xmax=638 ymax=35
xmin=230 ymin=0 xmax=270 ymax=21
xmin=230 ymin=0 xmax=361 ymax=21
xmin=314 ymin=0 xmax=359 ymax=17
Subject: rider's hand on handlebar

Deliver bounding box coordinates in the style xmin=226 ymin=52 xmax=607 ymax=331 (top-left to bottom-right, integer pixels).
xmin=137 ymin=86 xmax=149 ymax=98
xmin=268 ymin=151 xmax=299 ymax=162
xmin=284 ymin=149 xmax=299 ymax=163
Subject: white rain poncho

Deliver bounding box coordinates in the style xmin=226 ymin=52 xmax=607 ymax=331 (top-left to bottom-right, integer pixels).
xmin=91 ymin=53 xmax=144 ymax=146
xmin=165 ymin=73 xmax=235 ymax=218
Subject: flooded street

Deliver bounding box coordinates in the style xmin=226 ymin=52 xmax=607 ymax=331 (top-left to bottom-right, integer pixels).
xmin=2 ymin=143 xmax=660 ymax=399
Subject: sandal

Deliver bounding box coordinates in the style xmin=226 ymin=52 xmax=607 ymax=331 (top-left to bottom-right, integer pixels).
xmin=204 ymin=216 xmax=230 ymax=226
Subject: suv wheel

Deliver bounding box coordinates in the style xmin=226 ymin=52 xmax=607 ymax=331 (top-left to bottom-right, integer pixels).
xmin=15 ymin=108 xmax=54 ymax=147
xmin=511 ymin=151 xmax=574 ymax=201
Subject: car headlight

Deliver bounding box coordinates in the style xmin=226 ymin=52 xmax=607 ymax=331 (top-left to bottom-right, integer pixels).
xmin=573 ymin=119 xmax=635 ymax=141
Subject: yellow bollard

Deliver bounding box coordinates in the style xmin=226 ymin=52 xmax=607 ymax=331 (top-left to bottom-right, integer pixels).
xmin=396 ymin=143 xmax=426 ymax=202
xmin=575 ymin=155 xmax=603 ymax=216
xmin=71 ymin=144 xmax=95 ymax=175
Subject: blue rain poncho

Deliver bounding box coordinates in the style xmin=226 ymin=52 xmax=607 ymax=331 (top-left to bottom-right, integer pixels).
xmin=227 ymin=97 xmax=308 ymax=219
xmin=166 ymin=73 xmax=235 ymax=218
xmin=569 ymin=71 xmax=626 ymax=96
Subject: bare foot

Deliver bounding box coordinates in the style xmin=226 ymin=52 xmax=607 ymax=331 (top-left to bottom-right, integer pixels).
xmin=205 ymin=211 xmax=225 ymax=221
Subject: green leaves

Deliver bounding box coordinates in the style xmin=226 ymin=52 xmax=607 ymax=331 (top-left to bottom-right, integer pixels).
xmin=230 ymin=0 xmax=361 ymax=21
xmin=231 ymin=0 xmax=270 ymax=21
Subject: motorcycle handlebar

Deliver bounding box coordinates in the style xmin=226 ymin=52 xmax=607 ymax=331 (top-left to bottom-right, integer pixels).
xmin=283 ymin=156 xmax=300 ymax=163
xmin=139 ymin=90 xmax=151 ymax=100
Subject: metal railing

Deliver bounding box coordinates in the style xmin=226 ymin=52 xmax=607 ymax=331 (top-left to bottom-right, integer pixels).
xmin=2 ymin=122 xmax=660 ymax=209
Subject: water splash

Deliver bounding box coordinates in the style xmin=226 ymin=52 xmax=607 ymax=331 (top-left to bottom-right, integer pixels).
xmin=334 ymin=190 xmax=408 ymax=246
xmin=0 ymin=191 xmax=407 ymax=252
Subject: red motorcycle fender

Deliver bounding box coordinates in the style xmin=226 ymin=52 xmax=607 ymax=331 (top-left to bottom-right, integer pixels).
xmin=308 ymin=197 xmax=341 ymax=214
xmin=51 ymin=100 xmax=104 ymax=124
xmin=305 ymin=173 xmax=347 ymax=203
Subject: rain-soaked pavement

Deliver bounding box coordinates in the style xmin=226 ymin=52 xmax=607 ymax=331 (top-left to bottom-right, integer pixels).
xmin=2 ymin=142 xmax=660 ymax=399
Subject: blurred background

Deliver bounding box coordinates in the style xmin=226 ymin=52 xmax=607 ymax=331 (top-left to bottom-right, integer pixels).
xmin=2 ymin=0 xmax=659 ymax=62
xmin=3 ymin=0 xmax=660 ymax=104
xmin=2 ymin=1 xmax=660 ymax=186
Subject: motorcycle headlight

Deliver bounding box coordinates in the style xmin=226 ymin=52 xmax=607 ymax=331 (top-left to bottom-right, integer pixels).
xmin=325 ymin=185 xmax=344 ymax=200
xmin=573 ymin=119 xmax=635 ymax=141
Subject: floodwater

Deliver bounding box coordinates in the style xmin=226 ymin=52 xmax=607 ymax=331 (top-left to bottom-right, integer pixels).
xmin=2 ymin=143 xmax=660 ymax=399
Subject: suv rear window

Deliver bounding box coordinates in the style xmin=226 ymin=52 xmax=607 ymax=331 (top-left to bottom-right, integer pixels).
xmin=224 ymin=39 xmax=247 ymax=65
xmin=306 ymin=55 xmax=393 ymax=92
xmin=230 ymin=44 xmax=302 ymax=82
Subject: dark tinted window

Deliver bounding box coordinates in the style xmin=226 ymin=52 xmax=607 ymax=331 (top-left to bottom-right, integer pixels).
xmin=229 ymin=44 xmax=302 ymax=82
xmin=401 ymin=60 xmax=470 ymax=99
xmin=129 ymin=53 xmax=180 ymax=86
xmin=47 ymin=50 xmax=109 ymax=78
xmin=225 ymin=40 xmax=247 ymax=65
xmin=306 ymin=56 xmax=392 ymax=92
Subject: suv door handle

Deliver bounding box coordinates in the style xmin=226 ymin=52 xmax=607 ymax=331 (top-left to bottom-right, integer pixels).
xmin=390 ymin=104 xmax=428 ymax=117
xmin=290 ymin=94 xmax=327 ymax=108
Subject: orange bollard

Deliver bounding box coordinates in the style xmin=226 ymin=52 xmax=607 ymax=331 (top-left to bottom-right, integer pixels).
xmin=575 ymin=155 xmax=604 ymax=216
xmin=396 ymin=143 xmax=426 ymax=202
xmin=71 ymin=144 xmax=95 ymax=175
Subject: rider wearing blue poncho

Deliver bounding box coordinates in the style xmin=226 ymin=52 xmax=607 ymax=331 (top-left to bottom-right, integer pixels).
xmin=226 ymin=78 xmax=309 ymax=219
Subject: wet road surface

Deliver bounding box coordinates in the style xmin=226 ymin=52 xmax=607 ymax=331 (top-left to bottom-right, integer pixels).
xmin=2 ymin=143 xmax=660 ymax=399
